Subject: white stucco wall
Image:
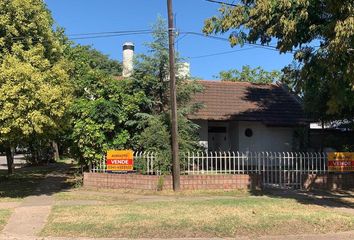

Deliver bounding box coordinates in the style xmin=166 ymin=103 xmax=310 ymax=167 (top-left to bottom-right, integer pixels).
xmin=237 ymin=121 xmax=293 ymax=152
xmin=193 ymin=120 xmax=208 ymax=149
xmin=193 ymin=120 xmax=294 ymax=152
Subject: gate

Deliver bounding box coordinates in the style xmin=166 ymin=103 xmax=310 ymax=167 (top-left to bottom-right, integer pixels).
xmin=259 ymin=152 xmax=327 ymax=189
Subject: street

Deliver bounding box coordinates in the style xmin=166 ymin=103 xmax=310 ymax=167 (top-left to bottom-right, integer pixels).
xmin=0 ymin=154 xmax=26 ymax=170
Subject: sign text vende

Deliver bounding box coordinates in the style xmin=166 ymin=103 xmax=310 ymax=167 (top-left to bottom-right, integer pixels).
xmin=106 ymin=150 xmax=134 ymax=172
xmin=328 ymin=152 xmax=354 ymax=172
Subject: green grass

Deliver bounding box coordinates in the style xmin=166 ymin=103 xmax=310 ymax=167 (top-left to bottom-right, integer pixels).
xmin=0 ymin=209 xmax=11 ymax=231
xmin=42 ymin=196 xmax=354 ymax=238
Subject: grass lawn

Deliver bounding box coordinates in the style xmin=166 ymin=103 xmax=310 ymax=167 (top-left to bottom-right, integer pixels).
xmin=42 ymin=193 xmax=354 ymax=238
xmin=0 ymin=209 xmax=11 ymax=231
xmin=0 ymin=167 xmax=51 ymax=201
xmin=0 ymin=162 xmax=78 ymax=202
xmin=54 ymin=188 xmax=252 ymax=202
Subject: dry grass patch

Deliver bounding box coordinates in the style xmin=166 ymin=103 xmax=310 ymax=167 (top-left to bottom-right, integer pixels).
xmin=0 ymin=209 xmax=11 ymax=231
xmin=42 ymin=196 xmax=354 ymax=238
xmin=0 ymin=167 xmax=52 ymax=202
xmin=55 ymin=188 xmax=252 ymax=202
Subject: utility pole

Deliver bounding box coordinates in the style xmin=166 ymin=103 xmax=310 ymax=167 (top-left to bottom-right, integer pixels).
xmin=167 ymin=0 xmax=180 ymax=191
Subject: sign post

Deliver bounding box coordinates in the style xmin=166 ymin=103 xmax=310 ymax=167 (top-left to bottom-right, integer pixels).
xmin=328 ymin=152 xmax=354 ymax=173
xmin=106 ymin=150 xmax=134 ymax=172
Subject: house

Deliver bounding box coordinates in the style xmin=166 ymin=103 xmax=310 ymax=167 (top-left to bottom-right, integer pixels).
xmin=189 ymin=80 xmax=308 ymax=152
xmin=119 ymin=42 xmax=309 ymax=152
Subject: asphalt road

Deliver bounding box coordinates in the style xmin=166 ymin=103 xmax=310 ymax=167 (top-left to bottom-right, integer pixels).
xmin=0 ymin=154 xmax=26 ymax=170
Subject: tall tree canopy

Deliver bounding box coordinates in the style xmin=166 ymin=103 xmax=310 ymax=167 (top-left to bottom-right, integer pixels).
xmin=67 ymin=18 xmax=202 ymax=171
xmin=131 ymin=18 xmax=202 ymax=173
xmin=0 ymin=0 xmax=72 ymax=173
xmin=217 ymin=65 xmax=280 ymax=83
xmin=65 ymin=44 xmax=145 ymax=167
xmin=204 ymin=0 xmax=354 ymax=121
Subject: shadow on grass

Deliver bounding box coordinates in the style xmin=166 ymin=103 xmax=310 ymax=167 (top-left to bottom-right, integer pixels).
xmin=249 ymin=187 xmax=354 ymax=210
xmin=0 ymin=162 xmax=80 ymax=200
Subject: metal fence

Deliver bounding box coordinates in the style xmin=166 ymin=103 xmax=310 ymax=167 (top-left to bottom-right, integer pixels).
xmin=91 ymin=151 xmax=328 ymax=189
xmin=91 ymin=151 xmax=157 ymax=174
xmin=183 ymin=152 xmax=327 ymax=189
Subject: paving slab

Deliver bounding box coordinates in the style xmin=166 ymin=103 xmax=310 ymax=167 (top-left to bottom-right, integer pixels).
xmin=55 ymin=200 xmax=104 ymax=206
xmin=2 ymin=205 xmax=51 ymax=236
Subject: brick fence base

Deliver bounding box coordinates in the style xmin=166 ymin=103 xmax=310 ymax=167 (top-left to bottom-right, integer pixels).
xmin=84 ymin=172 xmax=353 ymax=191
xmin=84 ymin=173 xmax=261 ymax=190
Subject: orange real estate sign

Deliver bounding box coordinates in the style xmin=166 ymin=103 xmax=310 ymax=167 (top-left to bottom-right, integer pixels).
xmin=328 ymin=152 xmax=354 ymax=172
xmin=106 ymin=150 xmax=134 ymax=171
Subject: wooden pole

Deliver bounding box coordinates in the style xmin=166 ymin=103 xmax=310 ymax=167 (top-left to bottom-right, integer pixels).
xmin=167 ymin=0 xmax=180 ymax=191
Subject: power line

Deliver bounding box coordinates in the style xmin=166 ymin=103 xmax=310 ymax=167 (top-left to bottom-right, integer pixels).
xmin=175 ymin=32 xmax=189 ymax=44
xmin=187 ymin=47 xmax=255 ymax=59
xmin=8 ymin=29 xmax=153 ymax=41
xmin=180 ymin=31 xmax=279 ymax=51
xmin=7 ymin=28 xmax=279 ymax=52
xmin=5 ymin=31 xmax=154 ymax=44
xmin=5 ymin=28 xmax=285 ymax=54
xmin=205 ymin=0 xmax=237 ymax=7
xmin=69 ymin=32 xmax=153 ymax=40
xmin=67 ymin=29 xmax=151 ymax=37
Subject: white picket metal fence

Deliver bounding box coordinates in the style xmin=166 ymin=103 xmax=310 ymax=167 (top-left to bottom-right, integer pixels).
xmin=91 ymin=151 xmax=328 ymax=189
xmin=183 ymin=152 xmax=327 ymax=189
xmin=91 ymin=151 xmax=157 ymax=175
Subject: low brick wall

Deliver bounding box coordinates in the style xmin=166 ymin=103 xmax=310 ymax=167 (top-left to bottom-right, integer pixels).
xmin=303 ymin=173 xmax=354 ymax=190
xmin=84 ymin=173 xmax=261 ymax=190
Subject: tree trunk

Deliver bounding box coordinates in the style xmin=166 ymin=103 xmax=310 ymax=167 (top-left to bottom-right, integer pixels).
xmin=5 ymin=147 xmax=14 ymax=174
xmin=52 ymin=141 xmax=60 ymax=161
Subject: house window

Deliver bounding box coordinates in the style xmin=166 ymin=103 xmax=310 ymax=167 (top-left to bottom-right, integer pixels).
xmin=245 ymin=128 xmax=253 ymax=137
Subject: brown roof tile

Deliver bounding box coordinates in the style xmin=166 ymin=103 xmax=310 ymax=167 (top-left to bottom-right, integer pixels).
xmin=189 ymin=80 xmax=308 ymax=126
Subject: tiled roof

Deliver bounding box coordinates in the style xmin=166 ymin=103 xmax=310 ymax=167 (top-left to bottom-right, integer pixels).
xmin=189 ymin=80 xmax=308 ymax=126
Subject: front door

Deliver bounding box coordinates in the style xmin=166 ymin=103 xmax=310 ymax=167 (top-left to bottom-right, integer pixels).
xmin=208 ymin=126 xmax=230 ymax=151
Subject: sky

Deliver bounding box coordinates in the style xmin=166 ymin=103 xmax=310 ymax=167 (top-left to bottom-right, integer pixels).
xmin=44 ymin=0 xmax=294 ymax=79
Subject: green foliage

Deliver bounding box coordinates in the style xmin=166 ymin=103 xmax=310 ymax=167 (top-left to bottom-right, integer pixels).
xmin=65 ymin=45 xmax=122 ymax=80
xmin=131 ymin=18 xmax=202 ymax=172
xmin=0 ymin=0 xmax=63 ymax=62
xmin=69 ymin=72 xmax=145 ymax=165
xmin=136 ymin=112 xmax=201 ymax=173
xmin=0 ymin=0 xmax=73 ymax=164
xmin=204 ymin=0 xmax=354 ymax=119
xmin=217 ymin=65 xmax=281 ymax=83
xmin=64 ymin=40 xmax=148 ymax=166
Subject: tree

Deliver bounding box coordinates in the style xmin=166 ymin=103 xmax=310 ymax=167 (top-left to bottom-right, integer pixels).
xmin=66 ymin=45 xmax=122 ymax=77
xmin=217 ymin=65 xmax=281 ymax=83
xmin=70 ymin=74 xmax=145 ymax=168
xmin=66 ymin=19 xmax=202 ymax=170
xmin=63 ymin=44 xmax=145 ymax=168
xmin=0 ymin=0 xmax=73 ymax=173
xmin=131 ymin=18 xmax=202 ymax=173
xmin=204 ymin=0 xmax=354 ymax=120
